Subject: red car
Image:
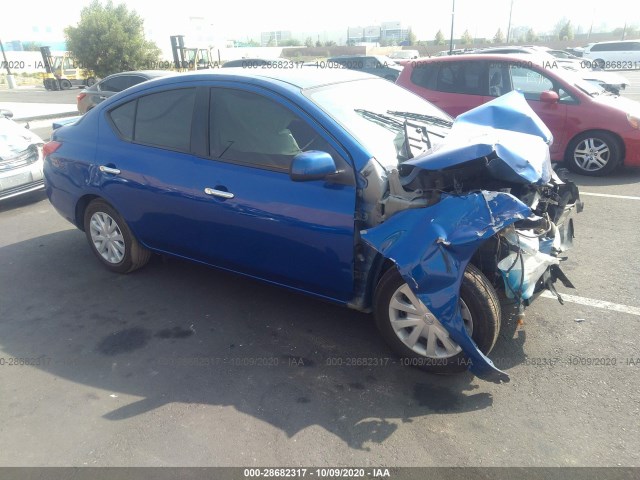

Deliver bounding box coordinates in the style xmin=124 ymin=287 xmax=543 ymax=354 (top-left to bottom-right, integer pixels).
xmin=397 ymin=54 xmax=640 ymax=176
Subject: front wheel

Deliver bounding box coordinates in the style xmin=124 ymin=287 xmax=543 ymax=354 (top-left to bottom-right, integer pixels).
xmin=83 ymin=199 xmax=151 ymax=273
xmin=565 ymin=131 xmax=621 ymax=176
xmin=374 ymin=264 xmax=501 ymax=373
xmin=85 ymin=77 xmax=96 ymax=87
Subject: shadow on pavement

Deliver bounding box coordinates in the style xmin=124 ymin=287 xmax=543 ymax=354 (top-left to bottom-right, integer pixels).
xmin=0 ymin=230 xmax=529 ymax=450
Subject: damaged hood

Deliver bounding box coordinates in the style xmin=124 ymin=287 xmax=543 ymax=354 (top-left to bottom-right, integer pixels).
xmin=405 ymin=91 xmax=553 ymax=185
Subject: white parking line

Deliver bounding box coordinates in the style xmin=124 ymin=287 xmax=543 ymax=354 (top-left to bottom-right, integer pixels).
xmin=581 ymin=192 xmax=640 ymax=201
xmin=541 ymin=291 xmax=640 ymax=316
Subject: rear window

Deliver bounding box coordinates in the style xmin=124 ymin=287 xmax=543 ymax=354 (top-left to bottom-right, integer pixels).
xmin=590 ymin=42 xmax=639 ymax=52
xmin=108 ymin=88 xmax=196 ymax=152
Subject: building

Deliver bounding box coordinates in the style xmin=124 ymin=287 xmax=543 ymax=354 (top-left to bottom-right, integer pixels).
xmin=260 ymin=31 xmax=292 ymax=46
xmin=346 ymin=21 xmax=409 ymax=45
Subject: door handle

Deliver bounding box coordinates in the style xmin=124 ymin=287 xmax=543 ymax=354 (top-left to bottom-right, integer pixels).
xmin=204 ymin=187 xmax=234 ymax=199
xmin=99 ymin=165 xmax=121 ymax=175
xmin=99 ymin=95 xmax=107 ymax=100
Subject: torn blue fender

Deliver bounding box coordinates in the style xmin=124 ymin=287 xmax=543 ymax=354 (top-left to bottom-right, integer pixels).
xmin=405 ymin=91 xmax=553 ymax=185
xmin=361 ymin=191 xmax=532 ymax=383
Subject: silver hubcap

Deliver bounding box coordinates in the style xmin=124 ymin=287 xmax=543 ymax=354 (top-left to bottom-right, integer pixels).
xmin=389 ymin=284 xmax=473 ymax=358
xmin=574 ymin=138 xmax=610 ymax=171
xmin=89 ymin=212 xmax=125 ymax=264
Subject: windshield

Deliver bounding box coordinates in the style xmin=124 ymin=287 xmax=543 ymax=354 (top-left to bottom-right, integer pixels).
xmin=304 ymin=78 xmax=453 ymax=167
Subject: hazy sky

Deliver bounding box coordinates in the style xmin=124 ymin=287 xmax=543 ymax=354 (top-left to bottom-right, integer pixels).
xmin=3 ymin=0 xmax=636 ymax=44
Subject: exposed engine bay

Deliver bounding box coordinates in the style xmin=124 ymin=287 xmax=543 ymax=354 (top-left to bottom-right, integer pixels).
xmin=356 ymin=91 xmax=583 ymax=382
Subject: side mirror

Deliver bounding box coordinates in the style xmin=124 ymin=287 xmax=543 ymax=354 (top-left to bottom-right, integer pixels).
xmin=540 ymin=90 xmax=559 ymax=104
xmin=0 ymin=109 xmax=14 ymax=119
xmin=290 ymin=151 xmax=337 ymax=181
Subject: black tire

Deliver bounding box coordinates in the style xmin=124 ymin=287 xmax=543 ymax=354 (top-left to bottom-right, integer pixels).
xmin=594 ymin=58 xmax=605 ymax=70
xmin=59 ymin=79 xmax=72 ymax=90
xmin=374 ymin=264 xmax=501 ymax=374
xmin=86 ymin=77 xmax=96 ymax=87
xmin=564 ymin=131 xmax=621 ymax=176
xmin=83 ymin=199 xmax=151 ymax=273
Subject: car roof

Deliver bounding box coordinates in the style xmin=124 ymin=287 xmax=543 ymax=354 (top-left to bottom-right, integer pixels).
xmin=102 ymin=70 xmax=171 ymax=80
xmin=119 ymin=67 xmax=378 ymax=92
xmin=409 ymin=53 xmax=547 ymax=63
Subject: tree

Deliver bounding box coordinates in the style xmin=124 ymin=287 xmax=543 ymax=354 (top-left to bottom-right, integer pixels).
xmin=323 ymin=40 xmax=336 ymax=47
xmin=64 ymin=1 xmax=160 ymax=78
xmin=493 ymin=28 xmax=505 ymax=44
xmin=246 ymin=39 xmax=260 ymax=47
xmin=280 ymin=39 xmax=301 ymax=46
xmin=461 ymin=29 xmax=473 ymax=45
xmin=525 ymin=28 xmax=538 ymax=43
xmin=434 ymin=29 xmax=446 ymax=45
xmin=558 ymin=21 xmax=574 ymax=40
xmin=407 ymin=28 xmax=417 ymax=46
xmin=304 ymin=37 xmax=314 ymax=48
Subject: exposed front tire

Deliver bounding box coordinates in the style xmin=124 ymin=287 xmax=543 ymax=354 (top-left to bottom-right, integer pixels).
xmin=374 ymin=264 xmax=501 ymax=374
xmin=565 ymin=131 xmax=621 ymax=176
xmin=83 ymin=199 xmax=151 ymax=273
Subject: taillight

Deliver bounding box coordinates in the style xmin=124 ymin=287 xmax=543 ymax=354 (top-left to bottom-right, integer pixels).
xmin=77 ymin=93 xmax=86 ymax=103
xmin=43 ymin=141 xmax=62 ymax=157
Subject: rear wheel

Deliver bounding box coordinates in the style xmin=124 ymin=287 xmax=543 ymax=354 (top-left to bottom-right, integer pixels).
xmin=565 ymin=131 xmax=621 ymax=176
xmin=85 ymin=77 xmax=96 ymax=87
xmin=59 ymin=79 xmax=72 ymax=90
xmin=83 ymin=199 xmax=151 ymax=273
xmin=374 ymin=264 xmax=501 ymax=373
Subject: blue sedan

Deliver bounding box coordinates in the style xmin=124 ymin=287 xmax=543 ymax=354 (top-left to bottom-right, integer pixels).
xmin=44 ymin=69 xmax=581 ymax=382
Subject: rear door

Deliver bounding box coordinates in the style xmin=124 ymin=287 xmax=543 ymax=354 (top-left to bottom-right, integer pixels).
xmin=97 ymin=84 xmax=357 ymax=302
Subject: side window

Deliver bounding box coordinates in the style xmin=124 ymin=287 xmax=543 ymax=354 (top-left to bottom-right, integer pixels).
xmin=121 ymin=75 xmax=145 ymax=90
xmin=109 ymin=100 xmax=136 ymax=141
xmin=134 ymin=88 xmax=196 ymax=151
xmin=363 ymin=57 xmax=378 ymax=69
xmin=100 ymin=76 xmax=130 ymax=93
xmin=460 ymin=61 xmax=485 ymax=95
xmin=410 ymin=63 xmax=438 ymax=89
xmin=436 ymin=62 xmax=462 ymax=93
xmin=436 ymin=62 xmax=484 ymax=95
xmin=509 ymin=66 xmax=554 ymax=101
xmin=209 ymin=88 xmax=350 ymax=176
xmin=488 ymin=64 xmax=510 ymax=97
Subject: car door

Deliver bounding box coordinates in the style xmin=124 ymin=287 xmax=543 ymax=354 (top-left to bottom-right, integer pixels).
xmin=98 ymin=84 xmax=357 ymax=302
xmin=502 ymin=64 xmax=568 ymax=156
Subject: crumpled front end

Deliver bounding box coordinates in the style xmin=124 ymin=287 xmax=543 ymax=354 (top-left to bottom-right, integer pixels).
xmin=358 ymin=91 xmax=582 ymax=382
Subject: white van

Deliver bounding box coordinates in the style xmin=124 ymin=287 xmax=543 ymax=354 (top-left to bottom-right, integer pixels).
xmin=581 ymin=40 xmax=640 ymax=69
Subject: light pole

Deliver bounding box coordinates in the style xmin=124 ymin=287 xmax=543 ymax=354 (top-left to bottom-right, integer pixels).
xmin=449 ymin=0 xmax=455 ymax=54
xmin=506 ymin=0 xmax=514 ymax=44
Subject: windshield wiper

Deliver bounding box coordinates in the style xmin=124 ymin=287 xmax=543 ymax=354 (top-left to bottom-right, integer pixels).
xmin=354 ymin=108 xmax=426 ymax=160
xmin=386 ymin=110 xmax=454 ymax=128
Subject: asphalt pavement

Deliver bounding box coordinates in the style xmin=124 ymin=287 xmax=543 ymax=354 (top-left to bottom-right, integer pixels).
xmin=0 ymin=71 xmax=639 ymax=469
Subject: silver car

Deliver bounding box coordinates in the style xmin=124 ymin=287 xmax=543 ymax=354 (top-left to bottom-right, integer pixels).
xmin=0 ymin=109 xmax=45 ymax=201
xmin=76 ymin=70 xmax=171 ymax=114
